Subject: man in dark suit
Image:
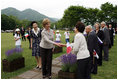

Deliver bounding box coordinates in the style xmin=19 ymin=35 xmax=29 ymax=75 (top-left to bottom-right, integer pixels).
xmin=109 ymin=24 xmax=114 ymax=46
xmin=101 ymin=22 xmax=111 ymax=61
xmin=20 ymin=26 xmax=26 ymax=41
xmin=94 ymin=23 xmax=104 ymax=66
xmin=86 ymin=25 xmax=99 ymax=74
xmin=27 ymin=27 xmax=32 ymax=49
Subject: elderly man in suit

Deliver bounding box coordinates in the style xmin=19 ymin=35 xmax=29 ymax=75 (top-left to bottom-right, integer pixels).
xmin=85 ymin=25 xmax=99 ymax=74
xmin=27 ymin=27 xmax=32 ymax=49
xmin=109 ymin=24 xmax=114 ymax=46
xmin=101 ymin=21 xmax=111 ymax=61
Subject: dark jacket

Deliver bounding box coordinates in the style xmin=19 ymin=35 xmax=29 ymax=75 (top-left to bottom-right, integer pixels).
xmin=102 ymin=27 xmax=111 ymax=45
xmin=95 ymin=30 xmax=104 ymax=45
xmin=27 ymin=30 xmax=31 ymax=36
xmin=27 ymin=30 xmax=32 ymax=39
xmin=20 ymin=28 xmax=25 ymax=35
xmin=87 ymin=31 xmax=99 ymax=57
xmin=109 ymin=28 xmax=114 ymax=38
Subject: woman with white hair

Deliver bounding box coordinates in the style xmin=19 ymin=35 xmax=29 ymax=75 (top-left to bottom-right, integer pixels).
xmin=94 ymin=22 xmax=104 ymax=66
xmin=14 ymin=28 xmax=21 ymax=48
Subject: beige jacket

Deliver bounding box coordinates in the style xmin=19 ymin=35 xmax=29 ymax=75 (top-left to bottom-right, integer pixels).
xmin=40 ymin=28 xmax=55 ymax=49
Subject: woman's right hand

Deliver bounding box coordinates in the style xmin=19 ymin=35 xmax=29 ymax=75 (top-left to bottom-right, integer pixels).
xmin=54 ymin=43 xmax=61 ymax=47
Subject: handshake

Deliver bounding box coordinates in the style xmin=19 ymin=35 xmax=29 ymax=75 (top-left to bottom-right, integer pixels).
xmin=54 ymin=43 xmax=66 ymax=47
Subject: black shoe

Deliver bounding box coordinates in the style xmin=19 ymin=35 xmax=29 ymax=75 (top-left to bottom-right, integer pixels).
xmin=104 ymin=59 xmax=108 ymax=61
xmin=43 ymin=75 xmax=46 ymax=79
xmin=39 ymin=67 xmax=42 ymax=70
xmin=48 ymin=76 xmax=52 ymax=79
xmin=39 ymin=66 xmax=42 ymax=70
xmin=36 ymin=65 xmax=39 ymax=69
xmin=98 ymin=64 xmax=102 ymax=66
xmin=91 ymin=71 xmax=97 ymax=74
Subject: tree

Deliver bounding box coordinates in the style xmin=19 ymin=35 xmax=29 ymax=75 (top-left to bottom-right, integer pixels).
xmin=20 ymin=19 xmax=31 ymax=28
xmin=62 ymin=6 xmax=87 ymax=28
xmin=100 ymin=2 xmax=117 ymax=23
xmin=9 ymin=15 xmax=21 ymax=27
xmin=1 ymin=14 xmax=16 ymax=30
xmin=55 ymin=2 xmax=117 ymax=29
xmin=85 ymin=8 xmax=99 ymax=25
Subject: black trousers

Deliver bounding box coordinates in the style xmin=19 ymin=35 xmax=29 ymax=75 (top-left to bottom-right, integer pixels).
xmin=77 ymin=57 xmax=91 ymax=79
xmin=91 ymin=56 xmax=98 ymax=74
xmin=103 ymin=45 xmax=109 ymax=61
xmin=21 ymin=34 xmax=26 ymax=41
xmin=97 ymin=45 xmax=103 ymax=66
xmin=110 ymin=37 xmax=114 ymax=46
xmin=40 ymin=47 xmax=53 ymax=76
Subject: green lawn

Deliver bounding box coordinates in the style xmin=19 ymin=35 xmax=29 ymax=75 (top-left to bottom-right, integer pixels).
xmin=1 ymin=31 xmax=117 ymax=79
xmin=1 ymin=31 xmax=75 ymax=79
xmin=91 ymin=35 xmax=117 ymax=79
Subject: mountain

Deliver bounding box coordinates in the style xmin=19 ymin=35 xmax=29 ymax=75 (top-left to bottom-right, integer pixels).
xmin=51 ymin=18 xmax=59 ymax=21
xmin=1 ymin=7 xmax=58 ymax=22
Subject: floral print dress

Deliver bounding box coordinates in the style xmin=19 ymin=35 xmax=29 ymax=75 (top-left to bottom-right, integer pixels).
xmin=30 ymin=28 xmax=41 ymax=56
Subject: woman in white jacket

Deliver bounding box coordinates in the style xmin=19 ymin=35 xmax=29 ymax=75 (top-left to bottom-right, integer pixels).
xmin=61 ymin=21 xmax=91 ymax=79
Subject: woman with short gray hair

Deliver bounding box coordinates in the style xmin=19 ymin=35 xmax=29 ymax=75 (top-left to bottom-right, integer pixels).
xmin=94 ymin=22 xmax=104 ymax=65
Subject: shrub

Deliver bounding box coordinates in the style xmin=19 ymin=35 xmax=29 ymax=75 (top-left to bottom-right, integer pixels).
xmin=5 ymin=48 xmax=23 ymax=62
xmin=59 ymin=53 xmax=77 ymax=73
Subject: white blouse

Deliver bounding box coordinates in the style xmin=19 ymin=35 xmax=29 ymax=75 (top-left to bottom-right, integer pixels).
xmin=32 ymin=28 xmax=40 ymax=36
xmin=56 ymin=33 xmax=61 ymax=41
xmin=71 ymin=32 xmax=90 ymax=60
xmin=14 ymin=34 xmax=21 ymax=46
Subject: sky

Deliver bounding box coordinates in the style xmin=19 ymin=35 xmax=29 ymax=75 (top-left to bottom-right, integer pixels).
xmin=1 ymin=0 xmax=117 ymax=19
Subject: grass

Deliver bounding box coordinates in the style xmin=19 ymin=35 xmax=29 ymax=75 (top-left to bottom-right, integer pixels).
xmin=1 ymin=31 xmax=75 ymax=79
xmin=91 ymin=35 xmax=117 ymax=79
xmin=1 ymin=31 xmax=117 ymax=79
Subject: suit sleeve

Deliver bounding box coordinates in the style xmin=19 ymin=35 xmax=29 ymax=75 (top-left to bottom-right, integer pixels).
xmin=87 ymin=34 xmax=94 ymax=54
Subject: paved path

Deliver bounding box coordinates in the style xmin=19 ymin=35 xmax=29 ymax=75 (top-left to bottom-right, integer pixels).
xmin=12 ymin=57 xmax=62 ymax=79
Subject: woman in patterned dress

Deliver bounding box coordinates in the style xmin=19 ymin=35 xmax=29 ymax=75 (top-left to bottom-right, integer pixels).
xmin=30 ymin=21 xmax=42 ymax=69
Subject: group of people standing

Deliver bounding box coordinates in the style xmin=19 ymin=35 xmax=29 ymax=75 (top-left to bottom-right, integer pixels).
xmin=57 ymin=21 xmax=115 ymax=79
xmin=14 ymin=18 xmax=115 ymax=79
xmin=81 ymin=21 xmax=115 ymax=78
xmin=14 ymin=18 xmax=62 ymax=79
